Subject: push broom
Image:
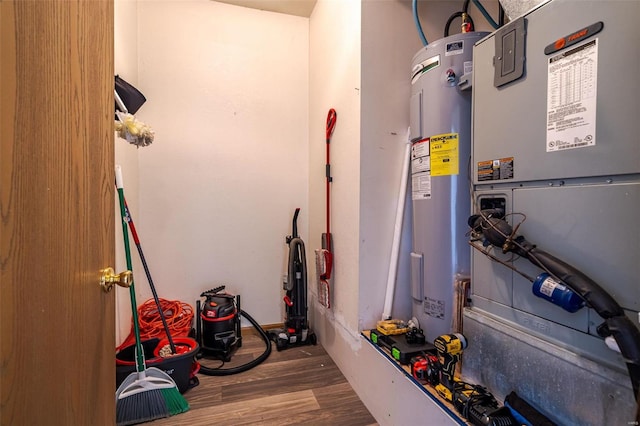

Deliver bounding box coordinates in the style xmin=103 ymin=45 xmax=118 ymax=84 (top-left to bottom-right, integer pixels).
xmin=115 ymin=165 xmax=189 ymax=425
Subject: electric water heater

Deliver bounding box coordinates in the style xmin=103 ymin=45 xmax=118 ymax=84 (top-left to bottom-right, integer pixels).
xmin=409 ymin=31 xmax=487 ymax=344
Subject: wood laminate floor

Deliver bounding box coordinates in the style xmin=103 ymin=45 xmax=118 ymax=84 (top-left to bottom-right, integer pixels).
xmin=151 ymin=331 xmax=378 ymax=425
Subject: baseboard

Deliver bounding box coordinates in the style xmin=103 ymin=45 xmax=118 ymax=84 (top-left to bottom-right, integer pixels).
xmin=241 ymin=323 xmax=283 ymax=336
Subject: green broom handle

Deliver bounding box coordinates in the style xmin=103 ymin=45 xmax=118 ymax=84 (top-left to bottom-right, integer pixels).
xmin=116 ymin=165 xmax=145 ymax=373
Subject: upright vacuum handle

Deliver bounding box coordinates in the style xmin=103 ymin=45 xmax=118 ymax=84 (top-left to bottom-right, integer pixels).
xmin=291 ymin=208 xmax=300 ymax=238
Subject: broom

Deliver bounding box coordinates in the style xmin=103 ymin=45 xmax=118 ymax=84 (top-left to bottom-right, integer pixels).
xmin=115 ymin=165 xmax=189 ymax=425
xmin=122 ymin=195 xmax=178 ymax=355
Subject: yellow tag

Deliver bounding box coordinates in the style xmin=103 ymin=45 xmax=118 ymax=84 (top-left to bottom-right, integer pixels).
xmin=430 ymin=133 xmax=459 ymax=176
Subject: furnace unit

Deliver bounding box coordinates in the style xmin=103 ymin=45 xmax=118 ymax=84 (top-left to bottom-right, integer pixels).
xmin=464 ymin=1 xmax=640 ymax=424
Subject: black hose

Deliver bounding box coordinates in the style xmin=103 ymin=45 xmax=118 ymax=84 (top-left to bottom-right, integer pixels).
xmin=606 ymin=316 xmax=640 ymax=395
xmin=520 ymin=244 xmax=623 ymax=318
xmin=444 ymin=11 xmax=475 ymax=37
xmin=197 ymin=309 xmax=272 ymax=376
xmin=444 ymin=12 xmax=475 ymax=37
xmin=444 ymin=12 xmax=463 ymax=37
xmin=471 ymin=213 xmax=640 ymax=399
xmin=477 ymin=214 xmax=626 ymax=317
xmin=523 ymin=244 xmax=640 ymax=397
xmin=444 ymin=0 xmax=470 ymax=38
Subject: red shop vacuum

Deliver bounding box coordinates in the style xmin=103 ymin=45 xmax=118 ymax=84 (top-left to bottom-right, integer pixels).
xmin=268 ymin=208 xmax=317 ymax=351
xmin=195 ymin=286 xmax=272 ymax=375
xmin=196 ymin=286 xmax=242 ymax=362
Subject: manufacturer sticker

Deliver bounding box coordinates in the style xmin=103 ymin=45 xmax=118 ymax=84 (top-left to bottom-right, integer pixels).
xmin=424 ymin=297 xmax=445 ymax=319
xmin=445 ymin=40 xmax=464 ymax=56
xmin=477 ymin=157 xmax=514 ymax=181
xmin=546 ymin=39 xmax=598 ymax=152
xmin=463 ymin=61 xmax=473 ymax=75
xmin=544 ymin=22 xmax=603 ymax=55
xmin=539 ymin=276 xmax=564 ymax=297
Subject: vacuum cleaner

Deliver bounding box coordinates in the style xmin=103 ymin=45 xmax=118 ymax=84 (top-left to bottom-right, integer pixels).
xmin=195 ymin=285 xmax=272 ymax=375
xmin=269 ymin=208 xmax=317 ymax=351
xmin=196 ymin=286 xmax=242 ymax=362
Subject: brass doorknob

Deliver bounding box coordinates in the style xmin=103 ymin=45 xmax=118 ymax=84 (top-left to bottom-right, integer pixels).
xmin=100 ymin=267 xmax=133 ymax=292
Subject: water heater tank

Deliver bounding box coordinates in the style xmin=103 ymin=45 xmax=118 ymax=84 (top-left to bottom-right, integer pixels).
xmin=409 ymin=32 xmax=487 ymax=343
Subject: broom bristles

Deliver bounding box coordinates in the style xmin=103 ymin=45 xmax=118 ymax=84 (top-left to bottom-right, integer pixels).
xmin=116 ymin=389 xmax=169 ymax=425
xmin=162 ymin=387 xmax=190 ymax=416
xmin=115 ymin=171 xmax=189 ymax=425
xmin=116 ymin=375 xmax=189 ymax=425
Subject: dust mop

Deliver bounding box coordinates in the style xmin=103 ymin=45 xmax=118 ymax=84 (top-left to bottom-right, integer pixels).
xmin=114 ymin=89 xmax=154 ymax=147
xmin=115 ymin=165 xmax=189 ymax=425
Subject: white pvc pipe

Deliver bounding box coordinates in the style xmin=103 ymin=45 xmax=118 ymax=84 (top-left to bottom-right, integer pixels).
xmin=382 ymin=130 xmax=411 ymax=320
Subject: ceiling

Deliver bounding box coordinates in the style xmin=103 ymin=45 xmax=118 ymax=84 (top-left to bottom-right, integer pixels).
xmin=214 ymin=0 xmax=318 ymax=17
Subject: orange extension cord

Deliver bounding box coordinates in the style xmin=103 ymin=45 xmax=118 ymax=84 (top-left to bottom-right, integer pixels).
xmin=117 ymin=298 xmax=194 ymax=351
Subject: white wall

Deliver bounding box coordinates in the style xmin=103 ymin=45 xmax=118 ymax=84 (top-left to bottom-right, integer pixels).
xmin=359 ymin=0 xmax=424 ymax=330
xmin=134 ymin=1 xmax=309 ymax=326
xmin=114 ymin=0 xmax=501 ymax=422
xmin=310 ymin=1 xmax=500 ymax=423
xmin=114 ymin=0 xmax=142 ymax=345
xmin=308 ymin=0 xmax=362 ymax=341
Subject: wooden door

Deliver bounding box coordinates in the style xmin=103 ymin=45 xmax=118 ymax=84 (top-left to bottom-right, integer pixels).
xmin=1 ymin=1 xmax=115 ymax=424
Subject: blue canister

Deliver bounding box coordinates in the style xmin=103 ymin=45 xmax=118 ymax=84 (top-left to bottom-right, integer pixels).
xmin=532 ymin=273 xmax=585 ymax=313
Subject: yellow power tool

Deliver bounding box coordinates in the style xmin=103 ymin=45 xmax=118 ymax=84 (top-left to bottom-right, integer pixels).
xmin=433 ymin=333 xmax=468 ymax=401
xmin=376 ymin=319 xmax=411 ymax=336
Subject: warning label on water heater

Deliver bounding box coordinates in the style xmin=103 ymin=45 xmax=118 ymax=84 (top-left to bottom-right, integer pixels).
xmin=546 ymin=39 xmax=598 ymax=152
xmin=411 ymin=138 xmax=431 ymax=200
xmin=430 ymin=133 xmax=459 ymax=176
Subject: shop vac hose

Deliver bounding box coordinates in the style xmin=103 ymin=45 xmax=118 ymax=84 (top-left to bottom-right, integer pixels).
xmin=197 ymin=309 xmax=272 ymax=376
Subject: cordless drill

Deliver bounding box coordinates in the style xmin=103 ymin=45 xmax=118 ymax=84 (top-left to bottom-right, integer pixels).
xmin=433 ymin=333 xmax=468 ymax=402
xmin=434 ymin=333 xmax=520 ymax=425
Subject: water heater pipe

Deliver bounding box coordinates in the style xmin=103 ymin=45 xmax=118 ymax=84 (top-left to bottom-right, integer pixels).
xmin=382 ymin=129 xmax=411 ymax=320
xmin=412 ymin=0 xmax=428 ymax=46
